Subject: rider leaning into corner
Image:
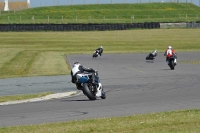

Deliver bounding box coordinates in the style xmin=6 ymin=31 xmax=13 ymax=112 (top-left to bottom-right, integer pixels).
xmin=71 ymin=62 xmax=98 ymax=90
xmin=164 ymin=46 xmax=177 ymax=65
xmin=95 ymin=46 xmax=103 ymax=56
xmin=150 ymin=49 xmax=157 ymax=57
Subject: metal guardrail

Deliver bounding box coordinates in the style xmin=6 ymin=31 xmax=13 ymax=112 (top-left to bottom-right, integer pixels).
xmin=160 ymin=22 xmax=200 ymax=28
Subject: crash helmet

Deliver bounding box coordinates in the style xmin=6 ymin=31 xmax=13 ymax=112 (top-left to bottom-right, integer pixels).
xmin=73 ymin=62 xmax=81 ymax=67
xmin=168 ymin=46 xmax=172 ymax=49
xmin=100 ymin=46 xmax=103 ymax=49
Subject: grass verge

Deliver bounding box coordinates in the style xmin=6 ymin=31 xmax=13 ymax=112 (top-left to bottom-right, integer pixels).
xmin=0 ymin=92 xmax=53 ymax=103
xmin=0 ymin=109 xmax=200 ymax=132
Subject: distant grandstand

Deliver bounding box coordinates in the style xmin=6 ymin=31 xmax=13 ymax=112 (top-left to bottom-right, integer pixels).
xmin=0 ymin=0 xmax=30 ymax=11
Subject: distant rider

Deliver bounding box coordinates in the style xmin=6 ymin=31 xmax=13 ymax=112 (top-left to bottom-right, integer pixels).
xmin=71 ymin=62 xmax=98 ymax=90
xmin=95 ymin=46 xmax=103 ymax=56
xmin=149 ymin=49 xmax=157 ymax=58
xmin=164 ymin=46 xmax=177 ymax=65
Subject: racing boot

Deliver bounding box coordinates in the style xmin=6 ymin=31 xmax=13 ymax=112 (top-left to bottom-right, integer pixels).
xmin=174 ymin=59 xmax=177 ymax=66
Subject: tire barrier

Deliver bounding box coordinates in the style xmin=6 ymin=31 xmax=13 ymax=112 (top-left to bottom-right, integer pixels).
xmin=0 ymin=23 xmax=160 ymax=32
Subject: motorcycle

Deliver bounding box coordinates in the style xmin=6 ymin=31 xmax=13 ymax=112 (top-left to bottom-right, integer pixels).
xmin=76 ymin=71 xmax=106 ymax=100
xmin=146 ymin=49 xmax=157 ymax=60
xmin=93 ymin=50 xmax=100 ymax=58
xmin=168 ymin=54 xmax=177 ymax=70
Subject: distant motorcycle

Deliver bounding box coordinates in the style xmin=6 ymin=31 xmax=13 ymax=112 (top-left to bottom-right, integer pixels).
xmin=168 ymin=54 xmax=177 ymax=70
xmin=93 ymin=50 xmax=100 ymax=58
xmin=76 ymin=71 xmax=106 ymax=100
xmin=146 ymin=49 xmax=157 ymax=60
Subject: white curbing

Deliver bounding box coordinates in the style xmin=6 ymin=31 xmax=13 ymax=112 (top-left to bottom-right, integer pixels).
xmin=0 ymin=91 xmax=77 ymax=106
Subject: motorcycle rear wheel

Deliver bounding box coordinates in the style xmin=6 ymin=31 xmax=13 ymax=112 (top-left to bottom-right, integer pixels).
xmin=170 ymin=60 xmax=175 ymax=70
xmin=83 ymin=83 xmax=96 ymax=100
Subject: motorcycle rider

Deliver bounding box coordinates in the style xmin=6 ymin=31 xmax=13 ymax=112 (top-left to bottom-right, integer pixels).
xmin=149 ymin=49 xmax=157 ymax=58
xmin=164 ymin=46 xmax=177 ymax=65
xmin=95 ymin=46 xmax=103 ymax=56
xmin=71 ymin=62 xmax=98 ymax=90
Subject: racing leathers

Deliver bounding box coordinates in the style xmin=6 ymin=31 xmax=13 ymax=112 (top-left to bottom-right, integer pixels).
xmin=95 ymin=47 xmax=103 ymax=56
xmin=164 ymin=49 xmax=177 ymax=65
xmin=149 ymin=49 xmax=157 ymax=57
xmin=71 ymin=64 xmax=97 ymax=90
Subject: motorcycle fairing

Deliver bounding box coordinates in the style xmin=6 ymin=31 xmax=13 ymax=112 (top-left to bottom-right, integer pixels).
xmin=77 ymin=74 xmax=89 ymax=83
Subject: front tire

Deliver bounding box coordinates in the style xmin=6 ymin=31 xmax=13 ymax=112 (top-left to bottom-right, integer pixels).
xmin=83 ymin=83 xmax=96 ymax=100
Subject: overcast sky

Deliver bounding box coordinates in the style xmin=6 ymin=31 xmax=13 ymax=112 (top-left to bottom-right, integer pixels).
xmin=30 ymin=0 xmax=200 ymax=8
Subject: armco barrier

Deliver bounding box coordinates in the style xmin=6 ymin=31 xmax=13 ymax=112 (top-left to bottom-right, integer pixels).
xmin=0 ymin=23 xmax=160 ymax=31
xmin=186 ymin=22 xmax=200 ymax=28
xmin=160 ymin=22 xmax=200 ymax=29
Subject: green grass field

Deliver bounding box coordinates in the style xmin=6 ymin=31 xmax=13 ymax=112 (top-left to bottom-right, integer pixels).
xmin=0 ymin=109 xmax=200 ymax=133
xmin=0 ymin=29 xmax=200 ymax=79
xmin=0 ymin=3 xmax=200 ymax=23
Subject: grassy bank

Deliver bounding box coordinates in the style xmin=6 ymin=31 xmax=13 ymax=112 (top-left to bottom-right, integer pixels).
xmin=0 ymin=109 xmax=200 ymax=132
xmin=0 ymin=29 xmax=200 ymax=79
xmin=0 ymin=3 xmax=200 ymax=23
xmin=0 ymin=92 xmax=53 ymax=103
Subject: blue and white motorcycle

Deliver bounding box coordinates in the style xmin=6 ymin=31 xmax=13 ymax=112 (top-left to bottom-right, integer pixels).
xmin=76 ymin=71 xmax=106 ymax=100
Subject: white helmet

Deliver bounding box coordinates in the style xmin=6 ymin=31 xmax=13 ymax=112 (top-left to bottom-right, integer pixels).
xmin=73 ymin=62 xmax=80 ymax=67
xmin=100 ymin=46 xmax=103 ymax=49
xmin=168 ymin=46 xmax=172 ymax=49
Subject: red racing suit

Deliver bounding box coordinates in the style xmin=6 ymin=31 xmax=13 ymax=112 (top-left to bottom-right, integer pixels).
xmin=164 ymin=49 xmax=176 ymax=61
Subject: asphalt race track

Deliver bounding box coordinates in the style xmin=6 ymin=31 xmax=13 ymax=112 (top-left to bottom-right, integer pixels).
xmin=0 ymin=52 xmax=200 ymax=127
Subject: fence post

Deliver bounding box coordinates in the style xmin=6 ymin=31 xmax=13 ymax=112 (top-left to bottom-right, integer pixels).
xmin=62 ymin=16 xmax=63 ymax=23
xmin=76 ymin=15 xmax=77 ymax=22
xmin=197 ymin=14 xmax=198 ymax=21
xmin=48 ymin=16 xmax=49 ymax=23
xmin=186 ymin=14 xmax=187 ymax=21
xmin=131 ymin=15 xmax=134 ymax=23
xmin=20 ymin=16 xmax=21 ymax=22
xmin=8 ymin=16 xmax=10 ymax=21
xmin=32 ymin=16 xmax=34 ymax=22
